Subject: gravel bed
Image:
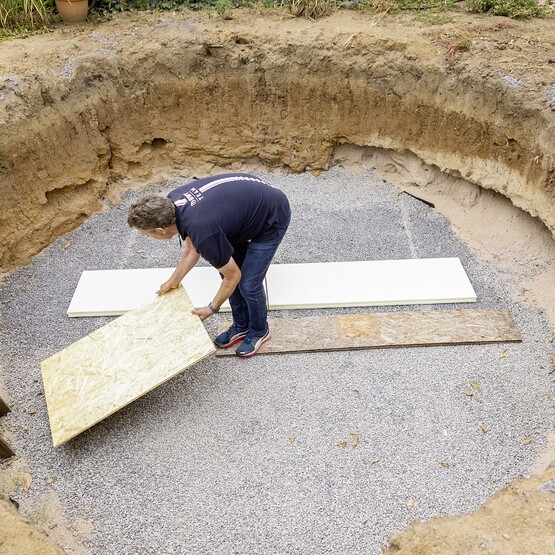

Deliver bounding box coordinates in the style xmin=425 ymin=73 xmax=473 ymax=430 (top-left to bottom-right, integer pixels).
xmin=0 ymin=167 xmax=553 ymax=554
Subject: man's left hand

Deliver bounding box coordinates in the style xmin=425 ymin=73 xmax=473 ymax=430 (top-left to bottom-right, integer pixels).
xmin=192 ymin=306 xmax=213 ymax=321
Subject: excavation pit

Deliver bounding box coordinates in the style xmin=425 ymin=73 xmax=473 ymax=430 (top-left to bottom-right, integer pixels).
xmin=1 ymin=9 xmax=555 ymax=554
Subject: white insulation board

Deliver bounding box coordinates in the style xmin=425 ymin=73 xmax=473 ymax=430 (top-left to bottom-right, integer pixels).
xmin=67 ymin=258 xmax=477 ymax=317
xmin=67 ymin=267 xmax=226 ymax=317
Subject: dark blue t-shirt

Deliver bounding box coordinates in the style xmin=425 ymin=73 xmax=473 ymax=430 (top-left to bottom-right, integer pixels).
xmin=168 ymin=173 xmax=291 ymax=269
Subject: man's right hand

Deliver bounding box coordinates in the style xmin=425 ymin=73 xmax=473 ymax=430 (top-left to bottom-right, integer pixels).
xmin=157 ymin=279 xmax=180 ymax=295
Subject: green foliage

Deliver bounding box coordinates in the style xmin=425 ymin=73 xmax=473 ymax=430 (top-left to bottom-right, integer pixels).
xmin=0 ymin=0 xmax=550 ymax=37
xmin=356 ymin=0 xmax=458 ymax=15
xmin=466 ymin=0 xmax=545 ymax=18
xmin=0 ymin=0 xmax=51 ymax=31
xmin=92 ymin=0 xmax=244 ymax=13
xmin=207 ymin=0 xmax=235 ymax=18
xmin=254 ymin=0 xmax=289 ymax=7
xmin=396 ymin=0 xmax=452 ymax=9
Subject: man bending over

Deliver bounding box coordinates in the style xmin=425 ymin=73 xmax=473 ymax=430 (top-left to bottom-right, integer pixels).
xmin=127 ymin=173 xmax=291 ymax=357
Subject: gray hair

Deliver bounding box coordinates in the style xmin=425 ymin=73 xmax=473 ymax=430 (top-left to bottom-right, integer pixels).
xmin=127 ymin=195 xmax=176 ymax=230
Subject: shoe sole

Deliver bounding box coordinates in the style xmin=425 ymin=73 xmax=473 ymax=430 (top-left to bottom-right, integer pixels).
xmin=214 ymin=333 xmax=248 ymax=349
xmin=236 ymin=333 xmax=271 ymax=358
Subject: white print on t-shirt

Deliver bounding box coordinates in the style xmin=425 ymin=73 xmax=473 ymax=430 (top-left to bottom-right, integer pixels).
xmin=174 ymin=176 xmax=268 ymax=207
xmin=199 ymin=175 xmax=267 ymax=194
xmin=176 ymin=187 xmax=203 ymax=207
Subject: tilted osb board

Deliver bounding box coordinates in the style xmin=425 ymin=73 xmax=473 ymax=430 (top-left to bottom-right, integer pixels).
xmin=41 ymin=287 xmax=215 ymax=447
xmin=215 ymin=309 xmax=521 ymax=356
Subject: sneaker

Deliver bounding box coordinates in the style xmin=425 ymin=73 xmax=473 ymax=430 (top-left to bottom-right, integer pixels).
xmin=214 ymin=324 xmax=248 ymax=348
xmin=236 ymin=329 xmax=271 ymax=357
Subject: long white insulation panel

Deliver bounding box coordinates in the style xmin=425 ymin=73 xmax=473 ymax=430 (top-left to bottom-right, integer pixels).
xmin=67 ymin=258 xmax=476 ymax=317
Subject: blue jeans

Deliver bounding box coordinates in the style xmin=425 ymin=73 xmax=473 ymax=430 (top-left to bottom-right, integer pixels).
xmin=228 ymin=231 xmax=288 ymax=337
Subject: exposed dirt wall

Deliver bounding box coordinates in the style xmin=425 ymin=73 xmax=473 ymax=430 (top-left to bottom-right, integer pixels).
xmin=0 ymin=11 xmax=554 ymax=271
xmin=0 ymin=494 xmax=66 ymax=555
xmin=383 ymin=467 xmax=555 ymax=555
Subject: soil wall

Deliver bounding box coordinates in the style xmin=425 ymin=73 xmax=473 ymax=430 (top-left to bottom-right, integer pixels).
xmin=0 ymin=12 xmax=554 ymax=270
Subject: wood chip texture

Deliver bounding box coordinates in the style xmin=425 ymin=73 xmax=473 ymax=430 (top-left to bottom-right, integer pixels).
xmin=216 ymin=309 xmax=521 ymax=356
xmin=41 ymin=288 xmax=215 ymax=447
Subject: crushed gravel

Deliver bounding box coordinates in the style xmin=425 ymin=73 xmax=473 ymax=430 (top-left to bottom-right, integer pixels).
xmin=0 ymin=167 xmax=553 ymax=554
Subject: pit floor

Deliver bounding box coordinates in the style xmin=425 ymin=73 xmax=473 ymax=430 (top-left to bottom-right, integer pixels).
xmin=1 ymin=167 xmax=553 ymax=554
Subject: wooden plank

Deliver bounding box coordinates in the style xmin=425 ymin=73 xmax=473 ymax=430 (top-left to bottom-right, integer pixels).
xmin=215 ymin=309 xmax=521 ymax=356
xmin=0 ymin=436 xmax=14 ymax=458
xmin=42 ymin=287 xmax=215 ymax=447
xmin=67 ymin=258 xmax=476 ymax=317
xmin=0 ymin=396 xmax=10 ymax=416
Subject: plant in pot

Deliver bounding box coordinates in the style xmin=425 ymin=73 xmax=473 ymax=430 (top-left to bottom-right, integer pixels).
xmin=55 ymin=0 xmax=89 ymax=24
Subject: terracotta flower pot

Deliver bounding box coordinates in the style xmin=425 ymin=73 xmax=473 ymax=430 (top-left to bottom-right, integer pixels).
xmin=55 ymin=0 xmax=88 ymax=24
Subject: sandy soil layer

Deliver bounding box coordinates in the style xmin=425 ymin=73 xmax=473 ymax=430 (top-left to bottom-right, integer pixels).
xmin=384 ymin=466 xmax=555 ymax=554
xmin=0 ymin=9 xmax=554 ymax=271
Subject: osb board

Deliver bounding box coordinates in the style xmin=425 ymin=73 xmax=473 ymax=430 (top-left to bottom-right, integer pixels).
xmin=67 ymin=258 xmax=476 ymax=317
xmin=215 ymin=309 xmax=521 ymax=356
xmin=42 ymin=287 xmax=215 ymax=447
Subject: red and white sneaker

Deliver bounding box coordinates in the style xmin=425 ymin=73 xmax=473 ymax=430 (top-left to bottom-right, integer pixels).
xmin=214 ymin=324 xmax=249 ymax=349
xmin=235 ymin=329 xmax=271 ymax=357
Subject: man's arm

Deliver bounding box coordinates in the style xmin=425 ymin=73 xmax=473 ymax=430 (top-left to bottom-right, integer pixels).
xmin=157 ymin=237 xmax=201 ymax=294
xmin=192 ymin=257 xmax=241 ymax=321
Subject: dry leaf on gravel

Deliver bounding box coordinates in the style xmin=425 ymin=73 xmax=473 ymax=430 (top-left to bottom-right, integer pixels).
xmin=349 ymin=427 xmax=360 ymax=448
xmin=337 ymin=441 xmax=348 ymax=449
xmin=287 ymin=437 xmax=296 ymax=445
xmin=470 ymin=381 xmax=481 ymax=392
xmin=463 ymin=389 xmax=474 ymax=397
xmin=481 ymin=423 xmax=488 ymax=433
xmin=46 ymin=477 xmax=55 ymax=484
xmin=21 ymin=473 xmax=32 ymax=493
xmin=406 ymin=498 xmax=415 ymax=508
xmin=500 ymin=349 xmax=508 ymax=358
xmin=522 ymin=438 xmax=533 ymax=445
xmin=438 ymin=461 xmax=450 ymax=468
